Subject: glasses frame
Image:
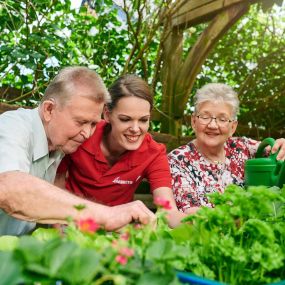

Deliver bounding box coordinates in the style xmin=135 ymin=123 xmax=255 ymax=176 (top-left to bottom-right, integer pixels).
xmin=196 ymin=114 xmax=235 ymax=127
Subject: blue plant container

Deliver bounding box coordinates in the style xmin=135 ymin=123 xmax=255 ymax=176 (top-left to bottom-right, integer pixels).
xmin=176 ymin=272 xmax=224 ymax=285
xmin=176 ymin=272 xmax=285 ymax=285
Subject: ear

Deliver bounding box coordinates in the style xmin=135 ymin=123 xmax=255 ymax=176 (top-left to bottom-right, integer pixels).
xmin=41 ymin=99 xmax=56 ymax=123
xmin=103 ymin=105 xmax=111 ymax=123
xmin=229 ymin=120 xmax=238 ymax=136
xmin=191 ymin=114 xmax=197 ymax=132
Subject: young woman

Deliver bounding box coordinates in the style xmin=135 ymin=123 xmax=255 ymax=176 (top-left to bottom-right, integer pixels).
xmin=56 ymin=74 xmax=186 ymax=227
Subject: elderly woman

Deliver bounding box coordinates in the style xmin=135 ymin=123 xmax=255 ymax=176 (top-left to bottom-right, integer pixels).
xmin=168 ymin=83 xmax=285 ymax=213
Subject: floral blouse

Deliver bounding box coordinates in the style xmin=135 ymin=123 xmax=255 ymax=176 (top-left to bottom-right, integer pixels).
xmin=167 ymin=137 xmax=259 ymax=212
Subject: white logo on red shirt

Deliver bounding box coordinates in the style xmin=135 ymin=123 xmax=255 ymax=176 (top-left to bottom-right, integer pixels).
xmin=113 ymin=177 xmax=133 ymax=185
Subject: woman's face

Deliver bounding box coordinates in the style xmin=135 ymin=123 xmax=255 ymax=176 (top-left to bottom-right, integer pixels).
xmin=191 ymin=100 xmax=238 ymax=149
xmin=104 ymin=96 xmax=151 ymax=153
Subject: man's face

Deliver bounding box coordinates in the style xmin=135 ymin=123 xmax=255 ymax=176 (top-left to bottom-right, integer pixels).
xmin=43 ymin=94 xmax=104 ymax=154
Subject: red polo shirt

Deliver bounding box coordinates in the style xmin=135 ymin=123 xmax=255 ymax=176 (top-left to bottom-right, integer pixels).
xmin=57 ymin=120 xmax=171 ymax=206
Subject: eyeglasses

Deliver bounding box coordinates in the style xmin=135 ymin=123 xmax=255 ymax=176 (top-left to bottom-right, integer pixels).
xmin=196 ymin=114 xmax=235 ymax=127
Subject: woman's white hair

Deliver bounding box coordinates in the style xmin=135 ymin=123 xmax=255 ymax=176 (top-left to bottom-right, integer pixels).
xmin=194 ymin=83 xmax=240 ymax=119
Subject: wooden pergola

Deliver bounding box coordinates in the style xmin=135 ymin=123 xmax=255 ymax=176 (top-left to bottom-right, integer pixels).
xmin=1 ymin=0 xmax=280 ymax=147
xmin=155 ymin=0 xmax=268 ymax=137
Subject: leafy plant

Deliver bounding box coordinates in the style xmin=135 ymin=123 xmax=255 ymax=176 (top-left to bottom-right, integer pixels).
xmin=0 ymin=202 xmax=182 ymax=285
xmin=0 ymin=185 xmax=284 ymax=284
xmin=172 ymin=185 xmax=285 ymax=284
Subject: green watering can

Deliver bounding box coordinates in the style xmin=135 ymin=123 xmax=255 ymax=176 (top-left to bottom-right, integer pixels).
xmin=245 ymin=137 xmax=285 ymax=187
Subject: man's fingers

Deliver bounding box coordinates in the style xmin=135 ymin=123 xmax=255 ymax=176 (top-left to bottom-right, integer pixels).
xmin=104 ymin=200 xmax=156 ymax=231
xmin=130 ymin=200 xmax=156 ymax=225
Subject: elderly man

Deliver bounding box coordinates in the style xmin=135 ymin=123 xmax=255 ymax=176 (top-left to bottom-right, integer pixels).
xmin=0 ymin=66 xmax=155 ymax=236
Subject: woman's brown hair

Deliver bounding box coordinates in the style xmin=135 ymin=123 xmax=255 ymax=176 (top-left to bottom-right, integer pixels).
xmin=107 ymin=74 xmax=153 ymax=111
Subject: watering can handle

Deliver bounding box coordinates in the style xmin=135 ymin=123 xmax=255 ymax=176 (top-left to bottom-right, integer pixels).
xmin=255 ymin=137 xmax=277 ymax=159
xmin=254 ymin=137 xmax=285 ymax=187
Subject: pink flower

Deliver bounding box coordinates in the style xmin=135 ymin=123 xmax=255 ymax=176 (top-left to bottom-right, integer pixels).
xmin=115 ymin=255 xmax=128 ymax=265
xmin=133 ymin=223 xmax=143 ymax=230
xmin=76 ymin=218 xmax=100 ymax=234
xmin=119 ymin=232 xmax=130 ymax=241
xmin=119 ymin=247 xmax=134 ymax=257
xmin=154 ymin=197 xmax=172 ymax=210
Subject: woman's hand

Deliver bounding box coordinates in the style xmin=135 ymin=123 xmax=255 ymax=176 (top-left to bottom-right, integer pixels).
xmin=184 ymin=207 xmax=200 ymax=215
xmin=271 ymin=138 xmax=285 ymax=160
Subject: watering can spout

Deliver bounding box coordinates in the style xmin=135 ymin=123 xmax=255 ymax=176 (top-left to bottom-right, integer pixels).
xmin=245 ymin=138 xmax=285 ymax=188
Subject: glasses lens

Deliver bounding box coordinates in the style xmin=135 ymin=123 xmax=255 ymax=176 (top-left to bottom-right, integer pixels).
xmin=217 ymin=117 xmax=231 ymax=127
xmin=197 ymin=115 xmax=210 ymax=125
xmin=197 ymin=114 xmax=232 ymax=127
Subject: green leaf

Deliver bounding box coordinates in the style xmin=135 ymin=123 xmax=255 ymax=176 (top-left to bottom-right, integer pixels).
xmin=137 ymin=272 xmax=178 ymax=285
xmin=32 ymin=227 xmax=61 ymax=241
xmin=44 ymin=240 xmax=78 ymax=276
xmin=170 ymin=223 xmax=193 ymax=243
xmin=0 ymin=251 xmax=24 ymax=284
xmin=56 ymin=247 xmax=101 ymax=283
xmin=17 ymin=236 xmax=45 ymax=263
xmin=0 ymin=235 xmax=19 ymax=251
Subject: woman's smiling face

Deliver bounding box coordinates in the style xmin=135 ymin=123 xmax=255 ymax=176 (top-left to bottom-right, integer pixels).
xmin=104 ymin=96 xmax=151 ymax=153
xmin=191 ymin=100 xmax=238 ymax=149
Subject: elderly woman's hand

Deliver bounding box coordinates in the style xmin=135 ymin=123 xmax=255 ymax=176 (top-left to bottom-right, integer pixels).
xmin=271 ymin=138 xmax=285 ymax=160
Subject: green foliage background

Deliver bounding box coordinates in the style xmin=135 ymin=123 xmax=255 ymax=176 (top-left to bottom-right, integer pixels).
xmin=0 ymin=0 xmax=284 ymax=137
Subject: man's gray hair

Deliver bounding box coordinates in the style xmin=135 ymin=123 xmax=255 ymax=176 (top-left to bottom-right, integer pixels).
xmin=41 ymin=66 xmax=110 ymax=106
xmin=194 ymin=83 xmax=240 ymax=119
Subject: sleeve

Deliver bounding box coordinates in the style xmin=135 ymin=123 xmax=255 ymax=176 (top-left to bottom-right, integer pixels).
xmin=145 ymin=144 xmax=172 ymax=191
xmin=167 ymin=146 xmax=205 ymax=211
xmin=242 ymin=136 xmax=260 ymax=158
xmin=0 ymin=113 xmax=32 ymax=173
xmin=168 ymin=150 xmax=185 ymax=189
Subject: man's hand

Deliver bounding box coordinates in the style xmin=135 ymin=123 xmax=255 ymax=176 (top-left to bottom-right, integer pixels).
xmin=101 ymin=200 xmax=156 ymax=231
xmin=0 ymin=171 xmax=156 ymax=231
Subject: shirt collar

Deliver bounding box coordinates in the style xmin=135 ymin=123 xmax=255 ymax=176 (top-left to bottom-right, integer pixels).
xmin=82 ymin=120 xmax=106 ymax=156
xmin=32 ymin=107 xmax=63 ymax=161
xmin=31 ymin=108 xmax=49 ymax=161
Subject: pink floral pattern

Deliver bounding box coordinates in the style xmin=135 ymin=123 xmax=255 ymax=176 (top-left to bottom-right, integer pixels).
xmin=168 ymin=137 xmax=259 ymax=212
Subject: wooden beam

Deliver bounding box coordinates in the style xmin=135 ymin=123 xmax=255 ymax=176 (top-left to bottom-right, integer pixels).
xmin=171 ymin=0 xmax=255 ymax=28
xmin=0 ymin=102 xmax=20 ymax=114
xmin=172 ymin=2 xmax=250 ymax=116
xmin=173 ymin=0 xmax=214 ymax=17
xmin=160 ymin=26 xmax=184 ymax=134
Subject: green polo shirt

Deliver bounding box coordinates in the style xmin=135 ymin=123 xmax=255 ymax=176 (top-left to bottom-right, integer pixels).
xmin=0 ymin=107 xmax=64 ymax=236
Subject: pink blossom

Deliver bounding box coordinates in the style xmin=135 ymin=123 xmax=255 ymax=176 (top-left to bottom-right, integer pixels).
xmin=119 ymin=232 xmax=130 ymax=241
xmin=115 ymin=255 xmax=128 ymax=265
xmin=119 ymin=247 xmax=134 ymax=257
xmin=76 ymin=218 xmax=100 ymax=234
xmin=154 ymin=197 xmax=172 ymax=210
xmin=133 ymin=223 xmax=143 ymax=230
